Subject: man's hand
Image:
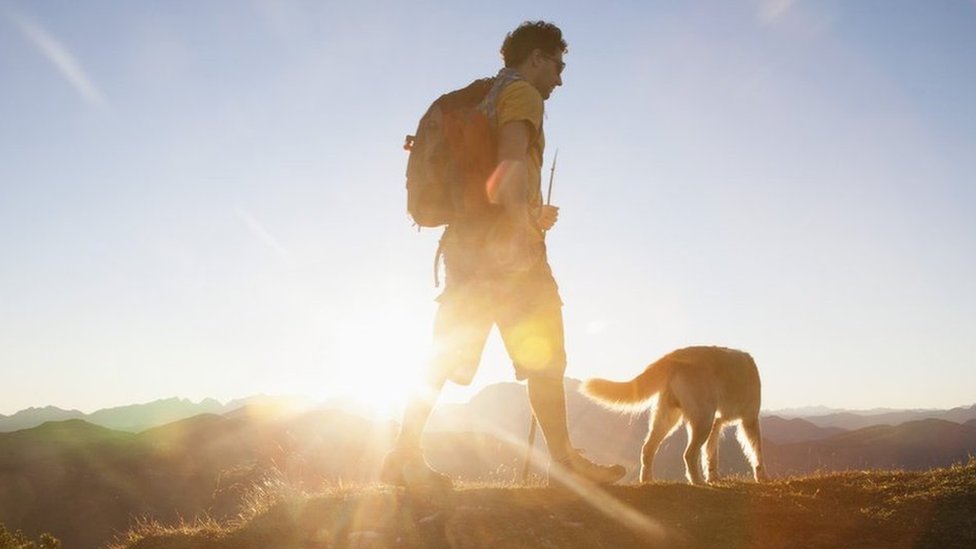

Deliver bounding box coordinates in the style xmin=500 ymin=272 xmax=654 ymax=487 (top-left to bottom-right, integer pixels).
xmin=535 ymin=205 xmax=559 ymax=231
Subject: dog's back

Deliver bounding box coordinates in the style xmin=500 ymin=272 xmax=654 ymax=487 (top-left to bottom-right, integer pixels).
xmin=582 ymin=346 xmax=759 ymax=415
xmin=665 ymin=346 xmax=761 ymax=422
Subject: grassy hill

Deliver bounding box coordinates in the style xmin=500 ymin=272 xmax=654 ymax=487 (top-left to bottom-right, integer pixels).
xmin=0 ymin=409 xmax=396 ymax=548
xmin=3 ymin=408 xmax=975 ymax=547
xmin=113 ymin=459 xmax=976 ymax=549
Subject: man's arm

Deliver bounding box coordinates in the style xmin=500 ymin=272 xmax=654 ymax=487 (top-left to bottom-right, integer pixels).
xmin=488 ymin=120 xmax=533 ymax=228
xmin=488 ymin=120 xmax=559 ymax=231
xmin=481 ymin=120 xmax=543 ymax=269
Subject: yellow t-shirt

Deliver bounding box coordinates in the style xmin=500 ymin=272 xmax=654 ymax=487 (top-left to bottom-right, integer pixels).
xmin=495 ymin=80 xmax=546 ymax=207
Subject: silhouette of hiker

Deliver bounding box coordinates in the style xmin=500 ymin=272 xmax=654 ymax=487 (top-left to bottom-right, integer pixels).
xmin=383 ymin=20 xmax=626 ymax=489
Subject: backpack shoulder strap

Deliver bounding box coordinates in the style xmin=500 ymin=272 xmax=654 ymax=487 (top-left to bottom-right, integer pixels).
xmin=478 ymin=68 xmax=523 ymax=128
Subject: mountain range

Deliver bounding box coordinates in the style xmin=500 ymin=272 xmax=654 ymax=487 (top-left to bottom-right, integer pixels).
xmin=0 ymin=395 xmax=321 ymax=433
xmin=1 ymin=382 xmax=975 ymax=547
xmin=5 ymin=385 xmax=974 ymax=434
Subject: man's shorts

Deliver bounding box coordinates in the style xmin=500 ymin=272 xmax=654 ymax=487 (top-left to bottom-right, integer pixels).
xmin=432 ymin=248 xmax=566 ymax=386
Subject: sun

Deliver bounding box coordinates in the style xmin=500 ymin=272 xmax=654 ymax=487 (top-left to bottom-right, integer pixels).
xmin=318 ymin=306 xmax=430 ymax=419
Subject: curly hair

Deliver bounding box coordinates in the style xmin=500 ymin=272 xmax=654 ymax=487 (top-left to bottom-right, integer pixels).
xmin=500 ymin=21 xmax=568 ymax=68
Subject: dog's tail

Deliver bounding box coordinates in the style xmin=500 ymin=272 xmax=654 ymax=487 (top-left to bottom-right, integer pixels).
xmin=580 ymin=355 xmax=678 ymax=411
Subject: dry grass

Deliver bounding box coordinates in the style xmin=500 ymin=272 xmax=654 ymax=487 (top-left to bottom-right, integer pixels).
xmin=113 ymin=459 xmax=976 ymax=549
xmin=0 ymin=523 xmax=61 ymax=549
xmin=107 ymin=515 xmax=229 ymax=549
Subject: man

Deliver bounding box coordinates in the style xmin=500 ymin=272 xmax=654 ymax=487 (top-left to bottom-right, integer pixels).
xmin=383 ymin=21 xmax=625 ymax=488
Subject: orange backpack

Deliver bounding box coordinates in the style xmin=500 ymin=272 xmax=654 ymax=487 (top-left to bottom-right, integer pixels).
xmin=404 ymin=78 xmax=499 ymax=228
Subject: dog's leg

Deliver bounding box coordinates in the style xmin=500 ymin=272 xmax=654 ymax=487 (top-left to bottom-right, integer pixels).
xmin=683 ymin=415 xmax=712 ymax=485
xmin=640 ymin=403 xmax=681 ymax=483
xmin=738 ymin=417 xmax=767 ymax=482
xmin=704 ymin=418 xmax=725 ymax=483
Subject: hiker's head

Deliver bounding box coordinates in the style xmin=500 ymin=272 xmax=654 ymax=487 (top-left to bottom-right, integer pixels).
xmin=501 ymin=21 xmax=567 ymax=99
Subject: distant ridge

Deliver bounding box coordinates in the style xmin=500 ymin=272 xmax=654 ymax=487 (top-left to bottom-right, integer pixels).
xmin=763 ymin=405 xmax=846 ymax=417
xmin=86 ymin=397 xmax=226 ymax=432
xmin=791 ymin=404 xmax=976 ymax=430
xmin=0 ymin=406 xmax=85 ymax=432
xmin=0 ymin=395 xmax=314 ymax=433
xmin=3 ymin=386 xmax=975 ymax=434
xmin=0 ymin=399 xmax=224 ymax=433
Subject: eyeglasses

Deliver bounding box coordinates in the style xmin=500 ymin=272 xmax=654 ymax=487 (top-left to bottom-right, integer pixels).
xmin=541 ymin=53 xmax=565 ymax=75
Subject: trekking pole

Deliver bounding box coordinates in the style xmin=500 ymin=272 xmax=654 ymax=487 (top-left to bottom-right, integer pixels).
xmin=545 ymin=149 xmax=558 ymax=205
xmin=521 ymin=413 xmax=538 ymax=484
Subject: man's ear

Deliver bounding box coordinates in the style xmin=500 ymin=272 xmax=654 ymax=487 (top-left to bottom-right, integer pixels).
xmin=530 ymin=48 xmax=543 ymax=67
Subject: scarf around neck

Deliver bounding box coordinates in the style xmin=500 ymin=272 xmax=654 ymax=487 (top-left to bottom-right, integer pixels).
xmin=478 ymin=67 xmax=523 ymax=127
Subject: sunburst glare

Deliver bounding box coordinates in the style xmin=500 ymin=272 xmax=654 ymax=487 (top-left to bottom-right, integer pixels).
xmin=318 ymin=306 xmax=429 ymax=418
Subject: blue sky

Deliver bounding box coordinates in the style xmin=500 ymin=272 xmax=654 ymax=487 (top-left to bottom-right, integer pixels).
xmin=1 ymin=1 xmax=974 ymax=415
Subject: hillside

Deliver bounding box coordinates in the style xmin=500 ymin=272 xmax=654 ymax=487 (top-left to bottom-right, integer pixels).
xmin=114 ymin=460 xmax=976 ymax=549
xmin=0 ymin=410 xmax=397 ymax=548
xmin=770 ymin=418 xmax=976 ymax=475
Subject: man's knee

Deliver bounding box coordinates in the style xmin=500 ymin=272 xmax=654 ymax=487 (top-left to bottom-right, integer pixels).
xmin=515 ymin=355 xmax=567 ymax=382
xmin=505 ymin=312 xmax=566 ymax=380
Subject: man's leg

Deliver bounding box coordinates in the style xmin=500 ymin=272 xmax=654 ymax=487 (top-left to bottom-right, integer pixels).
xmin=501 ymin=300 xmax=625 ymax=485
xmin=498 ymin=296 xmax=571 ymax=459
xmin=381 ymin=365 xmax=454 ymax=487
xmin=394 ymin=366 xmax=448 ymax=452
xmin=526 ymin=376 xmax=571 ymax=460
xmin=530 ymin=377 xmax=625 ymax=485
xmin=382 ymin=290 xmax=492 ymax=487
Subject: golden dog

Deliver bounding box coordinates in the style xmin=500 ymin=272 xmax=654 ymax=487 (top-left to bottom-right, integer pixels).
xmin=581 ymin=346 xmax=766 ymax=484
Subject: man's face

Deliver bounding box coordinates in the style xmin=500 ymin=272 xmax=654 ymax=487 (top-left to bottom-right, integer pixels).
xmin=536 ymin=50 xmax=564 ymax=100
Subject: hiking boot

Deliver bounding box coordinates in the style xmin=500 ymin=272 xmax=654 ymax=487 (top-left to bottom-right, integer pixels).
xmin=379 ymin=447 xmax=453 ymax=489
xmin=548 ymin=449 xmax=626 ymax=486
